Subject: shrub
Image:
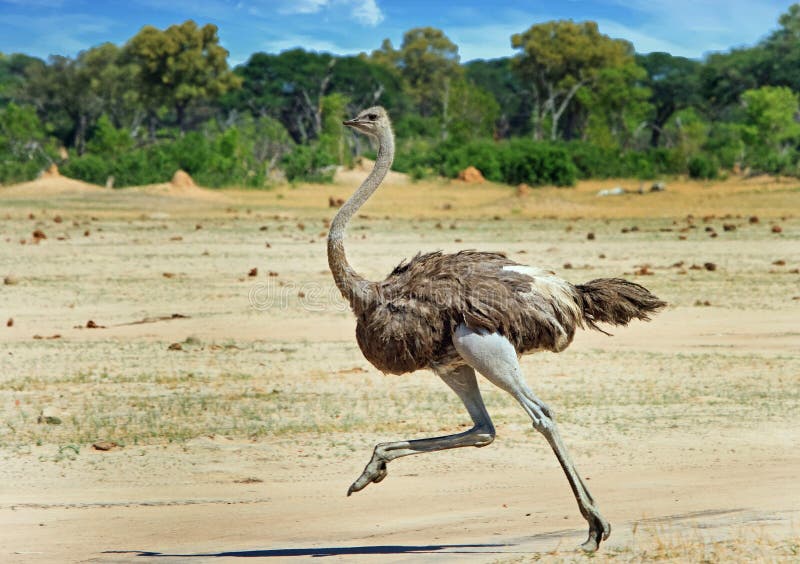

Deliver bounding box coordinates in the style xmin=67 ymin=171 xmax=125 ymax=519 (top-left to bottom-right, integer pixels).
xmin=393 ymin=138 xmax=576 ymax=187
xmin=500 ymin=140 xmax=576 ymax=186
xmin=0 ymin=103 xmax=58 ymax=183
xmin=688 ymin=155 xmax=718 ymax=179
xmin=61 ymin=154 xmax=111 ymax=185
xmin=281 ymin=144 xmax=336 ymax=183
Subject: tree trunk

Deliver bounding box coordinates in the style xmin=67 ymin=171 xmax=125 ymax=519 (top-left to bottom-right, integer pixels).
xmin=549 ymin=80 xmax=585 ymax=141
xmin=74 ymin=114 xmax=88 ymax=156
xmin=649 ymin=126 xmax=662 ymax=148
xmin=440 ymin=77 xmax=450 ymax=142
xmin=148 ymin=112 xmax=158 ymax=143
xmin=176 ymin=103 xmax=186 ymax=133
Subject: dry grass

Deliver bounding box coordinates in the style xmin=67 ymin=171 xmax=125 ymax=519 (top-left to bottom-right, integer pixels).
xmin=0 ymin=174 xmax=798 ymax=560
xmin=250 ymin=174 xmax=800 ymax=220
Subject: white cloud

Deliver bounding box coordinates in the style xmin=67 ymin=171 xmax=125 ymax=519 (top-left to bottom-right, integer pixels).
xmin=275 ymin=0 xmax=384 ymax=26
xmin=279 ymin=0 xmax=329 ymax=15
xmin=351 ymin=0 xmax=383 ymax=26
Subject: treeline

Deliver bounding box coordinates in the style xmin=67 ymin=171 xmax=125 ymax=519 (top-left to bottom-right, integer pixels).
xmin=2 ymin=6 xmax=800 ymax=188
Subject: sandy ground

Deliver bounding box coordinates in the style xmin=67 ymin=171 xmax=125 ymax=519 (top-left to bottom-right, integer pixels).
xmin=0 ymin=173 xmax=799 ymax=563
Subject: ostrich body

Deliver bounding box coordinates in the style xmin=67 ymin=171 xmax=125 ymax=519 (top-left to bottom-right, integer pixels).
xmin=329 ymin=107 xmax=665 ymax=552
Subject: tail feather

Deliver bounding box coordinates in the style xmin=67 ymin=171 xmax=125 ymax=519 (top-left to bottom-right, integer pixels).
xmin=576 ymin=278 xmax=666 ymax=333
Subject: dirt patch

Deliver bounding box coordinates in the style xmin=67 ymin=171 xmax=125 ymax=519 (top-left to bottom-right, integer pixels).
xmin=0 ymin=178 xmax=798 ymax=562
xmin=335 ymin=157 xmax=410 ymax=186
xmin=0 ymin=174 xmax=105 ymax=197
xmin=457 ymin=165 xmax=485 ymax=183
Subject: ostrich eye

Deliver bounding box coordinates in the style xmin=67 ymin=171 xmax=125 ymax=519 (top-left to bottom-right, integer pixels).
xmin=367 ymin=113 xmax=378 ymax=121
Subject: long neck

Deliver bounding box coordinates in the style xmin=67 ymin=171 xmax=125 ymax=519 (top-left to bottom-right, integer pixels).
xmin=327 ymin=129 xmax=394 ymax=310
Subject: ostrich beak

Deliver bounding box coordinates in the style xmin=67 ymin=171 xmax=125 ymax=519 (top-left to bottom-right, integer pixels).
xmin=343 ymin=118 xmax=359 ymax=127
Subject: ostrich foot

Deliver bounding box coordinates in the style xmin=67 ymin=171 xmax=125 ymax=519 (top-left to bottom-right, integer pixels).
xmin=578 ymin=512 xmax=611 ymax=552
xmin=346 ymin=459 xmax=388 ymax=496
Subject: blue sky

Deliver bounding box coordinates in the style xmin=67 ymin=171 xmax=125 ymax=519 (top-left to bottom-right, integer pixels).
xmin=0 ymin=0 xmax=795 ymax=65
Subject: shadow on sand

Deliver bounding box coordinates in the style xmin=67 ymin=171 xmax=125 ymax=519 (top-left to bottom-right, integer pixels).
xmin=104 ymin=544 xmax=510 ymax=558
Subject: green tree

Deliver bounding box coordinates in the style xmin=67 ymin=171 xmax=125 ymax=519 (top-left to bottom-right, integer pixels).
xmin=225 ymin=50 xmax=329 ymax=142
xmin=700 ymin=46 xmax=771 ymax=119
xmin=0 ymin=53 xmax=44 ymax=108
xmin=762 ymin=4 xmax=800 ymax=92
xmin=227 ymin=50 xmax=403 ymax=144
xmin=636 ymin=52 xmax=702 ymax=147
xmin=80 ymin=43 xmax=140 ymax=132
xmin=511 ymin=20 xmax=633 ymax=141
xmin=740 ymin=86 xmax=800 ymax=149
xmin=21 ymin=54 xmax=103 ymax=153
xmin=466 ymin=58 xmax=529 ymax=138
xmin=442 ymin=80 xmax=500 ymax=142
xmin=576 ymin=62 xmax=652 ymax=149
xmin=319 ymin=92 xmax=351 ymax=166
xmin=124 ymin=20 xmax=240 ymax=134
xmin=662 ymin=107 xmax=710 ymax=156
xmin=372 ymin=27 xmax=463 ymax=135
xmin=0 ymin=102 xmax=57 ymax=182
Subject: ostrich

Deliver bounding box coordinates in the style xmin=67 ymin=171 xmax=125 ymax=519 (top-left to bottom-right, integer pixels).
xmin=328 ymin=106 xmax=665 ymax=552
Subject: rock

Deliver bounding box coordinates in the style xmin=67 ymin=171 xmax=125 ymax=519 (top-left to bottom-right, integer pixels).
xmin=597 ymin=186 xmax=626 ymax=197
xmin=3 ymin=275 xmax=19 ymax=286
xmin=722 ymin=223 xmax=736 ymax=231
xmin=248 ymin=267 xmax=258 ymax=277
xmin=749 ymin=215 xmax=759 ymax=224
xmin=457 ymin=166 xmax=485 ymax=183
xmin=32 ymin=229 xmax=47 ymax=240
xmin=168 ymin=342 xmax=183 ymax=351
xmin=6 ymin=318 xmax=13 ymax=327
xmin=92 ymin=441 xmax=119 ymax=451
xmin=171 ymin=169 xmax=196 ymax=188
xmin=516 ymin=183 xmax=531 ymax=197
xmin=704 ymin=262 xmax=717 ymax=271
xmin=771 ymin=225 xmax=783 ymax=233
xmin=86 ymin=320 xmax=105 ymax=329
xmin=586 ymin=232 xmax=595 ymax=240
xmin=328 ymin=196 xmax=345 ymax=208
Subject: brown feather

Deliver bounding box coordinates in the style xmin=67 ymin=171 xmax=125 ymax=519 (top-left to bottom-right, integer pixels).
xmin=575 ymin=278 xmax=667 ymax=333
xmin=356 ymin=251 xmax=576 ymax=373
xmin=352 ymin=252 xmax=666 ymax=375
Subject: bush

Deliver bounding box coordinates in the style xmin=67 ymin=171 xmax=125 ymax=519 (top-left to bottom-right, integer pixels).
xmin=281 ymin=144 xmax=336 ymax=183
xmin=61 ymin=154 xmax=111 ymax=185
xmin=0 ymin=103 xmax=58 ymax=183
xmin=565 ymin=142 xmax=685 ymax=179
xmin=393 ymin=138 xmax=577 ymax=187
xmin=687 ymin=155 xmax=718 ymax=179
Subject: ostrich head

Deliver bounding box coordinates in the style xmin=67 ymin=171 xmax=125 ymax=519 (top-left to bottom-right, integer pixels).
xmin=343 ymin=106 xmax=391 ymax=138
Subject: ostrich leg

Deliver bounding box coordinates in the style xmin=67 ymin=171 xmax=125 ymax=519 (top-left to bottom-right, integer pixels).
xmin=347 ymin=364 xmax=495 ymax=495
xmin=453 ymin=324 xmax=611 ymax=552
